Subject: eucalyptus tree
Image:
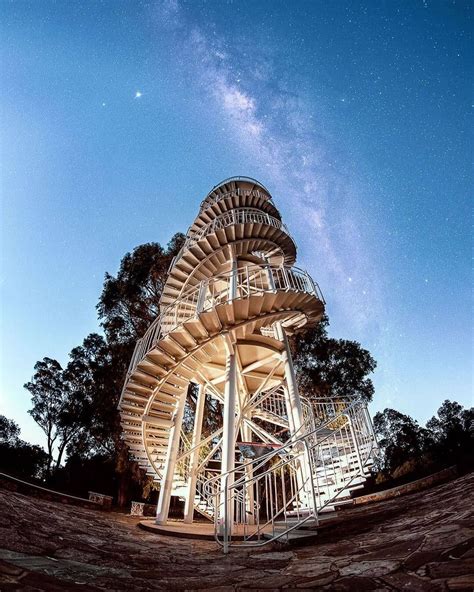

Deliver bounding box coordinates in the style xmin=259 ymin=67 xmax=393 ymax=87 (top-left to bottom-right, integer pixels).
xmin=62 ymin=333 xmax=118 ymax=459
xmin=0 ymin=415 xmax=20 ymax=444
xmin=373 ymin=408 xmax=430 ymax=476
xmin=97 ymin=234 xmax=186 ymax=345
xmin=290 ymin=315 xmax=376 ymax=402
xmin=0 ymin=414 xmax=48 ymax=479
xmin=25 ymin=358 xmax=71 ymax=474
xmin=426 ymin=400 xmax=474 ymax=468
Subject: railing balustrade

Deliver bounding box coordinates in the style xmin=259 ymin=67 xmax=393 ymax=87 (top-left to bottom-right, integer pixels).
xmin=204 ymin=397 xmax=377 ymax=550
xmin=125 ymin=264 xmax=324 ymax=379
xmin=200 ymin=176 xmax=273 ymax=211
xmin=174 ymin=208 xmax=292 ymax=265
xmin=251 ymin=385 xmax=288 ymax=420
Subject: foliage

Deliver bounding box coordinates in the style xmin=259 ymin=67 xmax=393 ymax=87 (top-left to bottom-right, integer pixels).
xmin=290 ymin=315 xmax=377 ymax=402
xmin=0 ymin=415 xmax=20 ymax=445
xmin=24 ymin=333 xmax=124 ymax=474
xmin=0 ymin=414 xmax=49 ymax=479
xmin=374 ymin=400 xmax=474 ymax=480
xmin=24 ymin=358 xmax=75 ymax=474
xmin=63 ymin=333 xmax=120 ymax=458
xmin=425 ymin=400 xmax=474 ymax=468
xmin=97 ymin=235 xmax=185 ymax=345
xmin=373 ymin=408 xmax=429 ymax=475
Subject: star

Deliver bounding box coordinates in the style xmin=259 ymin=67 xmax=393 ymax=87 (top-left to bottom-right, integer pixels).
xmin=135 ymin=91 xmax=143 ymax=99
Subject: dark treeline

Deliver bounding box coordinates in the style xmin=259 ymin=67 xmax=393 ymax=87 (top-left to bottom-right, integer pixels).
xmin=372 ymin=401 xmax=473 ymax=487
xmin=1 ymin=235 xmax=472 ymax=504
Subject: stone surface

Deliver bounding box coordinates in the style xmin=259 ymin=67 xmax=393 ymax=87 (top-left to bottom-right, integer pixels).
xmin=0 ymin=472 xmax=473 ymax=591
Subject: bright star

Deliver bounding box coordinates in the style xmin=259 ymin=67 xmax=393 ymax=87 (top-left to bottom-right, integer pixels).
xmin=135 ymin=91 xmax=142 ymax=99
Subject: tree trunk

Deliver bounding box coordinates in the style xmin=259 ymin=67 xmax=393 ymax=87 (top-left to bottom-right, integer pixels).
xmin=117 ymin=471 xmax=130 ymax=508
xmin=46 ymin=436 xmax=54 ymax=477
xmin=55 ymin=439 xmax=68 ymax=470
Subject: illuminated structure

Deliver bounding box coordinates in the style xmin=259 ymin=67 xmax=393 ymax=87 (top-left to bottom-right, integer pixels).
xmin=119 ymin=177 xmax=377 ymax=549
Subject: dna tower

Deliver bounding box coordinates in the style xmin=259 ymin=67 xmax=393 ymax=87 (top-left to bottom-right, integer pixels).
xmin=119 ymin=177 xmax=377 ymax=550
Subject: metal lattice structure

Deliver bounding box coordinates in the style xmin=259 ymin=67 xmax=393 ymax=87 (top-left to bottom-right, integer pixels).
xmin=118 ymin=177 xmax=377 ymax=550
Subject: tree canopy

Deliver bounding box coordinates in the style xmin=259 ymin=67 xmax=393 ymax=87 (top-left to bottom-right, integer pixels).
xmin=0 ymin=414 xmax=48 ymax=479
xmin=374 ymin=399 xmax=473 ymax=481
xmin=0 ymin=415 xmax=20 ymax=445
xmin=25 ymin=357 xmax=72 ymax=474
xmin=97 ymin=235 xmax=185 ymax=344
xmin=290 ymin=315 xmax=377 ymax=402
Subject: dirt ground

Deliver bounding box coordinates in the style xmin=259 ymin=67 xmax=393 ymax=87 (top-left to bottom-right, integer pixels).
xmin=0 ymin=473 xmax=473 ymax=591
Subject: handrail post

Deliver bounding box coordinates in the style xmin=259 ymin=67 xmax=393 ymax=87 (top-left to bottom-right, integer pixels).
xmin=303 ymin=438 xmax=319 ymax=525
xmin=281 ymin=266 xmax=290 ymax=291
xmin=223 ymin=475 xmax=230 ymax=554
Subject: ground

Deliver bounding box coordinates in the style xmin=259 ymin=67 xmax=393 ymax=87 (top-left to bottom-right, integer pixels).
xmin=0 ymin=474 xmax=473 ymax=591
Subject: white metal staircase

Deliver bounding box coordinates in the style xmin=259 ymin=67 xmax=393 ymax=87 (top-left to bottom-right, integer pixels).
xmin=207 ymin=396 xmax=377 ymax=549
xmin=118 ymin=177 xmax=377 ymax=548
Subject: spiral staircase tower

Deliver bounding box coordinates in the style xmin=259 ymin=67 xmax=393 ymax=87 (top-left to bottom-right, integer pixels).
xmin=119 ymin=177 xmax=377 ymax=549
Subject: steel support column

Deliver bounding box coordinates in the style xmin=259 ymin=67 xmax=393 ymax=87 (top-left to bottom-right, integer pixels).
xmin=276 ymin=322 xmax=305 ymax=436
xmin=229 ymin=255 xmax=238 ymax=302
xmin=156 ymin=388 xmax=187 ymax=525
xmin=276 ymin=322 xmax=313 ymax=512
xmin=220 ymin=335 xmax=237 ymax=538
xmin=183 ymin=384 xmax=206 ymax=523
xmin=241 ymin=420 xmax=255 ymax=525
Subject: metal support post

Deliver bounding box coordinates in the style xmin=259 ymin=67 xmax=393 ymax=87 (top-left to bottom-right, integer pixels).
xmin=220 ymin=335 xmax=237 ymax=536
xmin=196 ymin=281 xmax=207 ymax=315
xmin=229 ymin=256 xmax=238 ymax=302
xmin=266 ymin=264 xmax=276 ymax=292
xmin=276 ymin=322 xmax=314 ymax=513
xmin=183 ymin=384 xmax=206 ymax=523
xmin=275 ymin=323 xmax=305 ymax=437
xmin=241 ymin=420 xmax=255 ymax=525
xmin=156 ymin=388 xmax=187 ymax=525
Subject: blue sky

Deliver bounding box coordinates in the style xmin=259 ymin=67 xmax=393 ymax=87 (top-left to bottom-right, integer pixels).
xmin=1 ymin=0 xmax=472 ymax=446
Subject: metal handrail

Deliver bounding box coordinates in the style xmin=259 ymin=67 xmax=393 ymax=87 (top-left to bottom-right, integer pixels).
xmin=204 ymin=397 xmax=377 ymax=549
xmin=174 ymin=208 xmax=292 ymax=265
xmin=200 ymin=177 xmax=273 ymax=211
xmin=121 ymin=264 xmax=324 ymax=389
xmin=205 ymin=397 xmax=362 ymax=497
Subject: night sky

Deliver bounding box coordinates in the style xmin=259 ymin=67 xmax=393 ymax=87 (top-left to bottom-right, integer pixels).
xmin=1 ymin=0 xmax=472 ymax=445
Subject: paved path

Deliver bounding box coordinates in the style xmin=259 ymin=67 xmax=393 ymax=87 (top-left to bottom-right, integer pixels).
xmin=0 ymin=473 xmax=473 ymax=590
